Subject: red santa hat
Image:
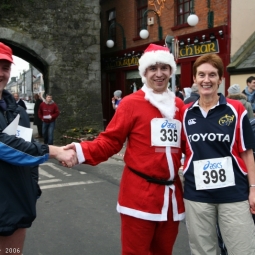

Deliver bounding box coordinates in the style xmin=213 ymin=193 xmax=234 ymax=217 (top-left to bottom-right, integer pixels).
xmin=138 ymin=44 xmax=176 ymax=84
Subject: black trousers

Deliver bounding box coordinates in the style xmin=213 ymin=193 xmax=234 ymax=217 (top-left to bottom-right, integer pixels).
xmin=37 ymin=124 xmax=43 ymax=137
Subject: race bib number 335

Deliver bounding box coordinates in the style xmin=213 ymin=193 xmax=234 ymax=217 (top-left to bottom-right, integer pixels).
xmin=194 ymin=157 xmax=235 ymax=190
xmin=151 ymin=118 xmax=181 ymax=147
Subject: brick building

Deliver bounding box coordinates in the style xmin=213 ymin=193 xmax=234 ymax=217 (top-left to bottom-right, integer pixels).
xmin=100 ymin=0 xmax=230 ymax=126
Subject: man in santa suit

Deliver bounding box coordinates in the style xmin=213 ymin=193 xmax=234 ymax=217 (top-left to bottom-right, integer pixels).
xmin=64 ymin=44 xmax=185 ymax=254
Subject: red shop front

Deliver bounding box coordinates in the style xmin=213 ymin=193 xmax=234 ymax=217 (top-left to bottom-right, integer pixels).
xmin=101 ymin=43 xmax=157 ymax=128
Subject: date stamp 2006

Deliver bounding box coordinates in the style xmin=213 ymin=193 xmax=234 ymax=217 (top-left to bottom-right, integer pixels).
xmin=0 ymin=248 xmax=22 ymax=254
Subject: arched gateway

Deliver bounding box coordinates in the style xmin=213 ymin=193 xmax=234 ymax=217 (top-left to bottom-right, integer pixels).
xmin=0 ymin=1 xmax=103 ymax=143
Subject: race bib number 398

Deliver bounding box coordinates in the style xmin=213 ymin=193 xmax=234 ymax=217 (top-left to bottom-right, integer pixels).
xmin=194 ymin=157 xmax=235 ymax=190
xmin=151 ymin=118 xmax=181 ymax=147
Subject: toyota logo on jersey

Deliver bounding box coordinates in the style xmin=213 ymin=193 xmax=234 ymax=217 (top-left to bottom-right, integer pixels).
xmin=188 ymin=133 xmax=230 ymax=143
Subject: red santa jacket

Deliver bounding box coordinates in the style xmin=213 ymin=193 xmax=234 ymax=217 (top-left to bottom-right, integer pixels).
xmin=77 ymin=89 xmax=185 ymax=221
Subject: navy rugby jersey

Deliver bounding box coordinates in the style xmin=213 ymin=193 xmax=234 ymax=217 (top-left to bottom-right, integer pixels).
xmin=181 ymin=93 xmax=255 ymax=203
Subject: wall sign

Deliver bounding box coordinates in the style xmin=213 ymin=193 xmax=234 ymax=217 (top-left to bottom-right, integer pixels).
xmin=103 ymin=56 xmax=139 ymax=70
xmin=178 ymin=40 xmax=219 ymax=59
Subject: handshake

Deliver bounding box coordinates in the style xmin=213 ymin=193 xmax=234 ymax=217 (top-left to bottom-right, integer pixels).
xmin=49 ymin=143 xmax=79 ymax=168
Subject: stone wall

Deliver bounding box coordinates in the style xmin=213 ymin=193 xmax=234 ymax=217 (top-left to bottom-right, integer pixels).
xmin=0 ymin=0 xmax=103 ymax=143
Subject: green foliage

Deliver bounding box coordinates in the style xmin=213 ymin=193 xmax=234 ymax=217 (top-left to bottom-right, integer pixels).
xmin=64 ymin=127 xmax=100 ymax=139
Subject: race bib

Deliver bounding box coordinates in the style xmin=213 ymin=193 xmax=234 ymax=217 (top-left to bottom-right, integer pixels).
xmin=194 ymin=157 xmax=235 ymax=190
xmin=151 ymin=118 xmax=181 ymax=147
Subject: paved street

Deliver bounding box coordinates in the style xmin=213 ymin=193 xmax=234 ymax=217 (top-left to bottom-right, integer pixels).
xmin=23 ymin=124 xmax=192 ymax=254
xmin=23 ymin=158 xmax=191 ymax=255
xmin=23 ymin=158 xmax=121 ymax=255
xmin=23 ymin=124 xmax=226 ymax=254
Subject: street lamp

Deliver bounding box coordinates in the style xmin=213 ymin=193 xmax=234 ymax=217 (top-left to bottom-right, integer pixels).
xmin=139 ymin=9 xmax=163 ymax=40
xmin=139 ymin=29 xmax=149 ymax=40
xmin=187 ymin=14 xmax=199 ymax=26
xmin=187 ymin=0 xmax=213 ymax=27
xmin=165 ymin=35 xmax=177 ymax=93
xmin=187 ymin=0 xmax=199 ymax=26
xmin=106 ymin=39 xmax=114 ymax=48
xmin=106 ymin=21 xmax=126 ymax=49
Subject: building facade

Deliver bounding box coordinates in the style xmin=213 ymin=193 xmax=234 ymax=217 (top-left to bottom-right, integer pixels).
xmin=1 ymin=0 xmax=102 ymax=143
xmin=227 ymin=0 xmax=255 ymax=91
xmin=6 ymin=67 xmax=41 ymax=101
xmin=100 ymin=0 xmax=230 ymax=126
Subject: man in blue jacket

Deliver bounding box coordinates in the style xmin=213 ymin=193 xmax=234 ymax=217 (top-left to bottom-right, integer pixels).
xmin=242 ymin=76 xmax=255 ymax=116
xmin=0 ymin=42 xmax=77 ymax=254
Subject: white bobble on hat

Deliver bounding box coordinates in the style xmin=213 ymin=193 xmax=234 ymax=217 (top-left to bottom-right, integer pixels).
xmin=138 ymin=44 xmax=177 ymax=84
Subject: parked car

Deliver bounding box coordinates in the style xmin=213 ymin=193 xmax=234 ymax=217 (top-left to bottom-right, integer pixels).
xmin=24 ymin=101 xmax=35 ymax=121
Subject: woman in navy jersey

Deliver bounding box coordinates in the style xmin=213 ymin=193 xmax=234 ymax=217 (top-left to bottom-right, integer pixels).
xmin=180 ymin=53 xmax=255 ymax=255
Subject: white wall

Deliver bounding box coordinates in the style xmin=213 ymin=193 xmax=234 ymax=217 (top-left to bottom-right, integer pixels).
xmin=231 ymin=0 xmax=255 ymax=57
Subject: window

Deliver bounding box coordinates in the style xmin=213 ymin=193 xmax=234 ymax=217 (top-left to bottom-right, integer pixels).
xmin=136 ymin=0 xmax=147 ymax=37
xmin=176 ymin=0 xmax=191 ymax=25
xmin=107 ymin=9 xmax=116 ymax=43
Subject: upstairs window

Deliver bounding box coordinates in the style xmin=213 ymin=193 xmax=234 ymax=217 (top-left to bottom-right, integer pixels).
xmin=108 ymin=9 xmax=116 ymax=43
xmin=137 ymin=0 xmax=147 ymax=37
xmin=177 ymin=0 xmax=191 ymax=25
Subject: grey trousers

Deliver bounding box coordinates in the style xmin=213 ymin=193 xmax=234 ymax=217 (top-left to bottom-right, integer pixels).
xmin=184 ymin=199 xmax=255 ymax=255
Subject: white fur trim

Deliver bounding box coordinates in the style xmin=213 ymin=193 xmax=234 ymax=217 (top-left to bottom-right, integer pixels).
xmin=74 ymin=143 xmax=85 ymax=163
xmin=141 ymin=84 xmax=176 ymax=120
xmin=139 ymin=50 xmax=177 ymax=84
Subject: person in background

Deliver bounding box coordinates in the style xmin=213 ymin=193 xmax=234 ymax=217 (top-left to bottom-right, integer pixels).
xmin=183 ymin=87 xmax=192 ymax=101
xmin=242 ymin=76 xmax=255 ymax=116
xmin=184 ymin=83 xmax=200 ymax=104
xmin=64 ymin=44 xmax=185 ymax=254
xmin=181 ymin=53 xmax=255 ymax=255
xmin=0 ymin=42 xmax=77 ymax=255
xmin=13 ymin=92 xmax=27 ymax=110
xmin=112 ymin=90 xmax=122 ymax=110
xmin=175 ymin=84 xmax=184 ymax=100
xmin=228 ymin=84 xmax=254 ymax=119
xmin=33 ymin=93 xmax=43 ymax=138
xmin=38 ymin=94 xmax=59 ymax=145
xmin=27 ymin=96 xmax=33 ymax=103
xmin=38 ymin=91 xmax=46 ymax=103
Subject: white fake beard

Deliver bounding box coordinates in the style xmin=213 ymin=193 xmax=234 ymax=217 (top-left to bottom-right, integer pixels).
xmin=142 ymin=84 xmax=176 ymax=119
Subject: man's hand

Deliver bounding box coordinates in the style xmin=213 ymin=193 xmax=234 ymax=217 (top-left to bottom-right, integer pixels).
xmin=63 ymin=143 xmax=76 ymax=152
xmin=49 ymin=146 xmax=78 ymax=168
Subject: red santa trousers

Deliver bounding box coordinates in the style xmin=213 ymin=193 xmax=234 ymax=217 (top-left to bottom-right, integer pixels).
xmin=120 ymin=196 xmax=179 ymax=255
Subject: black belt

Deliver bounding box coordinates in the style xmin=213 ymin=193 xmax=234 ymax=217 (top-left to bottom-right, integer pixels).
xmin=129 ymin=167 xmax=175 ymax=186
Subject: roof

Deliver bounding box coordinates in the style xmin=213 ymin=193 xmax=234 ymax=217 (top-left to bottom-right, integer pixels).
xmin=227 ymin=31 xmax=255 ymax=74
